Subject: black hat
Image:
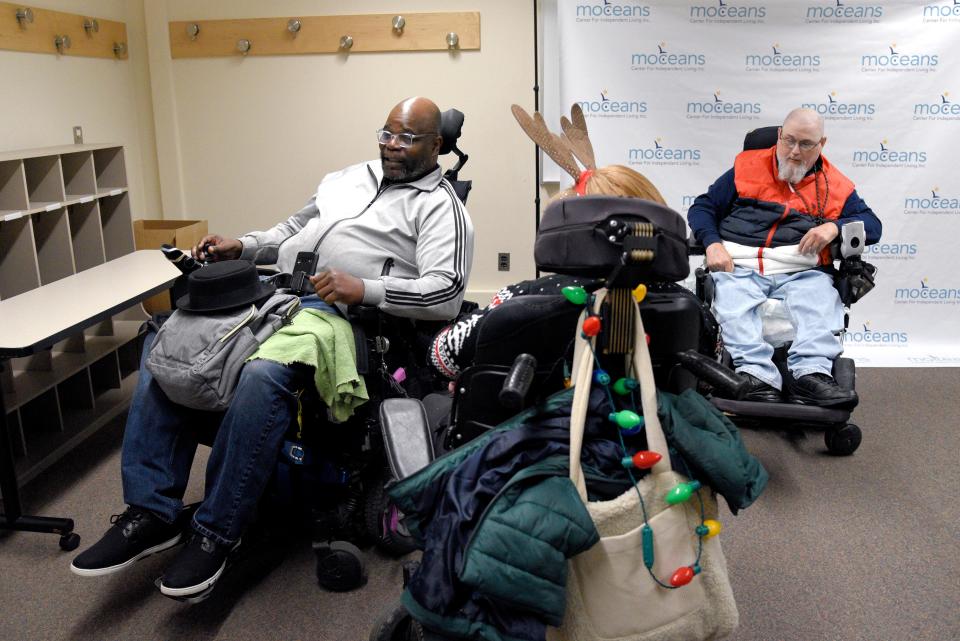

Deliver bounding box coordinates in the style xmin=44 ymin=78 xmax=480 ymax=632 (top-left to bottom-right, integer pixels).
xmin=176 ymin=260 xmax=276 ymax=313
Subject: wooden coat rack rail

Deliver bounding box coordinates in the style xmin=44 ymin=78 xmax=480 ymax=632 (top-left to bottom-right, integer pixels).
xmin=0 ymin=1 xmax=127 ymax=59
xmin=169 ymin=11 xmax=480 ymax=58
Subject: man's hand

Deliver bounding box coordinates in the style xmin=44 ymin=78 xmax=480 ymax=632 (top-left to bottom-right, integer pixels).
xmin=309 ymin=269 xmax=365 ymax=305
xmin=797 ymin=222 xmax=839 ymax=256
xmin=192 ymin=235 xmax=242 ymax=262
xmin=705 ymin=242 xmax=734 ymax=273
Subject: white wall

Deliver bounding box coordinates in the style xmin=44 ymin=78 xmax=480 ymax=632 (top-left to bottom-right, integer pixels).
xmin=0 ymin=0 xmax=162 ymax=219
xmin=150 ymin=0 xmax=540 ymax=296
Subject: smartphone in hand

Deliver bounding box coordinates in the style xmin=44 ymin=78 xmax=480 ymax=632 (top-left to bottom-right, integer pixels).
xmin=290 ymin=251 xmax=319 ymax=295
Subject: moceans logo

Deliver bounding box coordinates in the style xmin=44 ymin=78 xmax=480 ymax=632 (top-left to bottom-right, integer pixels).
xmin=801 ymin=91 xmax=876 ymax=120
xmin=860 ymin=43 xmax=939 ymax=73
xmin=577 ymin=91 xmax=648 ymax=120
xmin=903 ymin=187 xmax=960 ymax=215
xmin=631 ymin=42 xmax=707 ymax=72
xmin=864 ymin=241 xmax=917 ymax=260
xmin=851 ymin=139 xmax=926 ymax=168
xmin=686 ymin=90 xmax=762 ymax=120
xmin=913 ymin=92 xmax=960 ymax=120
xmin=575 ymin=0 xmax=652 ymax=23
xmin=690 ymin=0 xmax=767 ymax=23
xmin=894 ymin=278 xmax=960 ymax=305
xmin=845 ymin=321 xmax=908 ymax=346
xmin=805 ymin=1 xmax=884 ymax=24
xmin=922 ymin=0 xmax=960 ymax=23
xmin=745 ymin=43 xmax=821 ymax=73
xmin=628 ymin=137 xmax=702 ymax=167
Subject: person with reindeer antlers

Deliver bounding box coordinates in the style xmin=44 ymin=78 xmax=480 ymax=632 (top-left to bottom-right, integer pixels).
xmin=430 ymin=103 xmax=666 ymax=380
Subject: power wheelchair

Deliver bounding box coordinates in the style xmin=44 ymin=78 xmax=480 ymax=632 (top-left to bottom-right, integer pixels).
xmin=153 ymin=108 xmax=475 ymax=601
xmin=369 ymin=194 xmax=704 ymax=640
xmin=686 ymin=125 xmax=877 ymax=456
xmin=367 ymin=175 xmax=875 ymax=637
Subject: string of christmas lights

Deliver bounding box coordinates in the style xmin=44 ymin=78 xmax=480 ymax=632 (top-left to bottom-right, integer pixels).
xmin=562 ymin=284 xmax=723 ymax=589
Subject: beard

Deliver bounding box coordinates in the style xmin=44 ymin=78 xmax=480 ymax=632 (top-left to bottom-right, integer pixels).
xmin=380 ymin=153 xmax=434 ymax=182
xmin=776 ymin=151 xmax=814 ymax=184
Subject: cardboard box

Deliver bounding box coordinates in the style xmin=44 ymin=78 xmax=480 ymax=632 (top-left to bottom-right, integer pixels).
xmin=133 ymin=219 xmax=208 ymax=313
xmin=133 ymin=219 xmax=208 ymax=252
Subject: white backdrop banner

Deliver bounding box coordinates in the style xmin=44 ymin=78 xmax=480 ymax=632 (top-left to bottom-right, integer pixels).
xmin=544 ymin=0 xmax=960 ymax=366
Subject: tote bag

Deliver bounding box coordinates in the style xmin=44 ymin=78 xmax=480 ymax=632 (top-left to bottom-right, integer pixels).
xmin=548 ymin=289 xmax=738 ymax=641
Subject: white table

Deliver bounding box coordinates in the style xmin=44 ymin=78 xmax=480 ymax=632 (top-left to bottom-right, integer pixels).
xmin=0 ymin=251 xmax=180 ymax=548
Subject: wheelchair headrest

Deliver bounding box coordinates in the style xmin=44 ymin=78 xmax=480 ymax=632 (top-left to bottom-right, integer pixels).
xmin=535 ymin=195 xmax=690 ymax=284
xmin=743 ymin=125 xmax=779 ymax=151
xmin=440 ymin=109 xmax=464 ymax=155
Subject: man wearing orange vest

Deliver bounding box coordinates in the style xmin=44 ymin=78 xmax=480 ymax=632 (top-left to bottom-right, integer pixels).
xmin=688 ymin=108 xmax=881 ymax=407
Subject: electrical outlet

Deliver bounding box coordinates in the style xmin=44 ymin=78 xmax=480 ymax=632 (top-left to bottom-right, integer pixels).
xmin=497 ymin=252 xmax=510 ymax=271
xmin=73 ymin=126 xmax=83 ymax=144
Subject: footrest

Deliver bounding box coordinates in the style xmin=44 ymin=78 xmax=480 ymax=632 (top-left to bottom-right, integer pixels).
xmin=379 ymin=398 xmax=436 ymax=480
xmin=710 ymin=397 xmax=850 ymax=423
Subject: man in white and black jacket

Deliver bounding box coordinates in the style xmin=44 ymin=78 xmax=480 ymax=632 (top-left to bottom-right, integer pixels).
xmin=199 ymin=96 xmax=473 ymax=321
xmin=70 ymin=97 xmax=474 ymax=598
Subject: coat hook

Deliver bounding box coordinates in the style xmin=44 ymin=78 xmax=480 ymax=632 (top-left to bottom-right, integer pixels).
xmin=186 ymin=23 xmax=200 ymax=40
xmin=339 ymin=35 xmax=353 ymax=50
xmin=83 ymin=18 xmax=99 ymax=35
xmin=15 ymin=7 xmax=33 ymax=27
xmin=237 ymin=39 xmax=251 ymax=55
xmin=446 ymin=32 xmax=460 ymax=49
xmin=287 ymin=18 xmax=301 ymax=35
xmin=392 ymin=15 xmax=405 ymax=33
xmin=54 ymin=34 xmax=72 ymax=54
xmin=113 ymin=42 xmax=127 ymax=57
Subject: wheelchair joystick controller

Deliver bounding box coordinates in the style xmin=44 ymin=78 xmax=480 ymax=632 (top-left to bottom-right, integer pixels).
xmin=160 ymin=243 xmax=202 ymax=275
xmin=499 ymin=353 xmax=538 ymax=410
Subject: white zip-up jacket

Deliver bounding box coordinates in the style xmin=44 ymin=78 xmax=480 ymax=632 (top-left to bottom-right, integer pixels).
xmin=239 ymin=161 xmax=473 ymax=321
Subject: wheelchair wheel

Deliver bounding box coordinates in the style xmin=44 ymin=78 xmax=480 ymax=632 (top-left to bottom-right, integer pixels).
xmin=315 ymin=541 xmax=367 ymax=591
xmin=364 ymin=479 xmax=418 ymax=557
xmin=825 ymin=423 xmax=861 ymax=456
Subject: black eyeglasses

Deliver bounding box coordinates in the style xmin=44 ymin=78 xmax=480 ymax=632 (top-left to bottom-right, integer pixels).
xmin=778 ymin=130 xmax=822 ymax=152
xmin=376 ymin=129 xmax=438 ymax=148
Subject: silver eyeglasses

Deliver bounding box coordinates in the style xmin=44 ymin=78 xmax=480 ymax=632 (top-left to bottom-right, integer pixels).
xmin=778 ymin=131 xmax=821 ymax=152
xmin=376 ymin=129 xmax=437 ymax=148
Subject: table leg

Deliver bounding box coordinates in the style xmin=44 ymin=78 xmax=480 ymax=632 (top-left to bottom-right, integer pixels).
xmin=0 ymin=360 xmax=79 ymax=550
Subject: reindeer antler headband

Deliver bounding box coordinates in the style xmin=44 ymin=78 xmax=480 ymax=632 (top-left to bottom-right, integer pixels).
xmin=511 ymin=103 xmax=597 ymax=196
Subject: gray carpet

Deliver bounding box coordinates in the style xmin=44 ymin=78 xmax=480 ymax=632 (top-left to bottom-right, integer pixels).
xmin=2 ymin=368 xmax=958 ymax=641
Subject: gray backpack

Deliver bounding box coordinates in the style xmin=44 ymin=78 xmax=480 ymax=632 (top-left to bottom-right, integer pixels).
xmin=145 ymin=292 xmax=300 ymax=411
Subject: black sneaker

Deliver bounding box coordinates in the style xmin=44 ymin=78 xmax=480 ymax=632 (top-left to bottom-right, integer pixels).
xmin=159 ymin=532 xmax=240 ymax=598
xmin=787 ymin=373 xmax=858 ymax=409
xmin=739 ymin=373 xmax=782 ymax=403
xmin=70 ymin=507 xmax=182 ymax=577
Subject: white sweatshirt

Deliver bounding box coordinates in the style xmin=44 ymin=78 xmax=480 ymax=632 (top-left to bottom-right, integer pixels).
xmin=239 ymin=161 xmax=474 ymax=321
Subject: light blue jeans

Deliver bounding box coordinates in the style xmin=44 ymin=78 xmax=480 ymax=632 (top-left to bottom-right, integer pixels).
xmin=711 ymin=267 xmax=843 ymax=390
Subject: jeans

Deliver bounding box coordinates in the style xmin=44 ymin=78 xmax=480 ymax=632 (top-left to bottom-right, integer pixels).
xmin=121 ymin=300 xmax=338 ymax=545
xmin=711 ymin=267 xmax=843 ymax=391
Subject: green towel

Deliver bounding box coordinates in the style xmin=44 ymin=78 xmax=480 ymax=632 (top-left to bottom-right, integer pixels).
xmin=248 ymin=309 xmax=368 ymax=422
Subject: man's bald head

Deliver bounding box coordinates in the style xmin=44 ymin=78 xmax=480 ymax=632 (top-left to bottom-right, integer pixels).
xmin=380 ymin=97 xmax=443 ymax=181
xmin=390 ymin=97 xmax=442 ymax=134
xmin=783 ymin=107 xmax=825 ymax=140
